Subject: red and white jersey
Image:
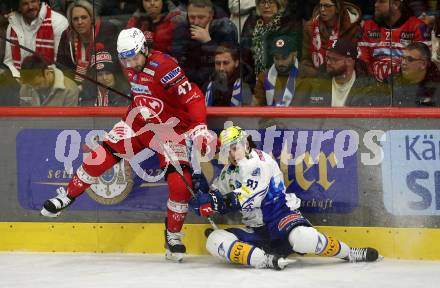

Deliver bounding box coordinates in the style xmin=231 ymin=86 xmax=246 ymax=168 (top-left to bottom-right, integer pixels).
xmin=122 ymin=50 xmax=206 ymax=134
xmin=358 ymin=16 xmax=431 ymax=81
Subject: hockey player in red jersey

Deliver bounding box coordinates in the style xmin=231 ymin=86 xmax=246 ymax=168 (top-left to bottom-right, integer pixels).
xmin=40 ymin=27 xmax=214 ymax=262
xmin=358 ymin=0 xmax=431 ymax=82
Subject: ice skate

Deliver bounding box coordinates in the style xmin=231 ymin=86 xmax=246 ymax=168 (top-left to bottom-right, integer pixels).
xmin=345 ymin=247 xmax=379 ymax=262
xmin=40 ymin=187 xmax=75 ymax=218
xmin=164 ymin=228 xmax=186 ymax=262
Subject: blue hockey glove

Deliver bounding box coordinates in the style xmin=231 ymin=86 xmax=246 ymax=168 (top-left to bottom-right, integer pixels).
xmin=189 ymin=190 xmax=225 ymax=217
xmin=192 ymin=172 xmax=210 ymax=193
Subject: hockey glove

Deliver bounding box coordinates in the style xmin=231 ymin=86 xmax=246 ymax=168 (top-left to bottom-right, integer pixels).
xmin=192 ymin=172 xmax=210 ymax=194
xmin=188 ymin=124 xmax=215 ymax=156
xmin=189 ymin=190 xmax=225 ymax=217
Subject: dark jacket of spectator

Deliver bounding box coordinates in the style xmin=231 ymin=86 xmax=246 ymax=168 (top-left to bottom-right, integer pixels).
xmin=292 ymin=73 xmax=391 ymax=107
xmin=179 ymin=17 xmax=238 ymax=87
xmin=80 ymin=50 xmax=130 ymax=106
xmin=391 ymin=64 xmax=440 ymax=107
xmin=300 ymin=1 xmax=362 ymax=77
xmin=126 ymin=0 xmax=186 ymax=56
xmin=204 ymin=68 xmax=252 ymax=106
xmin=0 ymin=63 xmax=20 ymax=106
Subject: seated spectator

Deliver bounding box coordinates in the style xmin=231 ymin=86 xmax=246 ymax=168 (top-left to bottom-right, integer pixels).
xmin=0 ymin=14 xmax=8 ymax=64
xmin=178 ymin=0 xmax=238 ymax=87
xmin=126 ymin=0 xmax=185 ymax=56
xmin=19 ymin=54 xmax=79 ymax=106
xmin=392 ymin=42 xmax=440 ymax=106
xmin=173 ymin=0 xmax=229 ymax=18
xmin=358 ymin=0 xmax=431 ymax=82
xmin=253 ymin=35 xmax=306 ymax=106
xmin=241 ymin=0 xmax=302 ymax=77
xmin=228 ymin=0 xmax=256 ymax=35
xmin=204 ymin=45 xmax=252 ymax=106
xmin=57 ymin=0 xmax=119 ymax=84
xmin=293 ymin=39 xmax=390 ymax=106
xmin=3 ymin=0 xmax=68 ymax=78
xmin=299 ymin=0 xmax=362 ymax=77
xmin=0 ymin=63 xmax=20 ymax=106
xmin=80 ymin=50 xmax=130 ymax=106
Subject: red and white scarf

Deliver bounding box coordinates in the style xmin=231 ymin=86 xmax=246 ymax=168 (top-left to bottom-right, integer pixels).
xmin=310 ymin=15 xmax=339 ymax=68
xmin=72 ymin=21 xmax=101 ymax=82
xmin=9 ymin=6 xmax=55 ymax=69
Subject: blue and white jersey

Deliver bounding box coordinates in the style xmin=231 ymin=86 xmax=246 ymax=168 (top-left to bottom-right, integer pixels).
xmin=212 ymin=149 xmax=301 ymax=227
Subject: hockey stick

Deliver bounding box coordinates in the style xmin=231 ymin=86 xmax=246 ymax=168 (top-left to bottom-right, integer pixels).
xmin=154 ymin=135 xmax=219 ymax=230
xmin=0 ymin=34 xmax=132 ymax=101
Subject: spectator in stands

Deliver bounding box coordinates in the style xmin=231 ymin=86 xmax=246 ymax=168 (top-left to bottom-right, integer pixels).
xmin=0 ymin=63 xmax=20 ymax=106
xmin=173 ymin=0 xmax=230 ymax=18
xmin=299 ymin=0 xmax=362 ymax=78
xmin=80 ymin=50 xmax=130 ymax=106
xmin=204 ymin=44 xmax=252 ymax=106
xmin=0 ymin=15 xmax=8 ymax=64
xmin=293 ymin=39 xmax=390 ymax=106
xmin=392 ymin=42 xmax=440 ymax=106
xmin=241 ymin=0 xmax=302 ymax=77
xmin=19 ymin=54 xmax=79 ymax=106
xmin=358 ymin=0 xmax=431 ymax=82
xmin=3 ymin=0 xmax=68 ymax=78
xmin=253 ymin=34 xmax=305 ymax=106
xmin=126 ymin=0 xmax=186 ymax=56
xmin=57 ymin=0 xmax=119 ymax=85
xmin=228 ymin=0 xmax=256 ymax=35
xmin=178 ymin=0 xmax=238 ymax=87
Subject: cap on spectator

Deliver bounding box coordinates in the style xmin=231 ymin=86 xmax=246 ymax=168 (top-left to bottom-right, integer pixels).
xmin=90 ymin=51 xmax=117 ymax=73
xmin=270 ymin=35 xmax=296 ymax=57
xmin=327 ymin=39 xmax=358 ymax=59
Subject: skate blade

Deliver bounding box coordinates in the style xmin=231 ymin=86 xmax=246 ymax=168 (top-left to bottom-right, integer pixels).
xmin=278 ymin=258 xmax=297 ymax=269
xmin=165 ymin=249 xmax=184 ymax=263
xmin=40 ymin=208 xmax=60 ymax=218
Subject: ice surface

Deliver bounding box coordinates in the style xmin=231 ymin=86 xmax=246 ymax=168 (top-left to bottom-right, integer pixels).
xmin=1 ymin=252 xmax=439 ymax=288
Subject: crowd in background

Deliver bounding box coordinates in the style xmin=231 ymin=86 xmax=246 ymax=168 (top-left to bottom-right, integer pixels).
xmin=1 ymin=0 xmax=440 ymax=107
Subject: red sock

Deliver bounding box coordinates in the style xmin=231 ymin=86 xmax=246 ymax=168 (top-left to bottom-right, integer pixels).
xmin=67 ymin=145 xmax=119 ymax=198
xmin=166 ymin=168 xmax=192 ymax=232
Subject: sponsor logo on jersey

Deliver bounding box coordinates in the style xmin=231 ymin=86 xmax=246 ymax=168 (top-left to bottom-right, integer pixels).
xmin=160 ymin=67 xmax=181 ymax=84
xmin=86 ymin=160 xmax=134 ymax=205
xmin=251 ymin=168 xmax=261 ymax=177
xmin=400 ymin=31 xmax=415 ymax=40
xmin=133 ymin=95 xmax=164 ymax=119
xmin=367 ymin=30 xmax=380 ymax=38
xmin=143 ymin=68 xmax=155 ymax=77
xmin=277 ymin=212 xmax=301 ymax=231
xmin=149 ymin=60 xmax=159 ymax=68
xmin=130 ymin=83 xmax=152 ymax=94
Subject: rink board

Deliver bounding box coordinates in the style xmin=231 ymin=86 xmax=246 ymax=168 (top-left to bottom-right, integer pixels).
xmin=1 ymin=222 xmax=440 ymax=260
xmin=0 ymin=107 xmax=440 ymax=259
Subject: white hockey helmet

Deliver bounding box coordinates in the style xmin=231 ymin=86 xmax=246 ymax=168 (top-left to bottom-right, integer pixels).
xmin=117 ymin=28 xmax=147 ymax=59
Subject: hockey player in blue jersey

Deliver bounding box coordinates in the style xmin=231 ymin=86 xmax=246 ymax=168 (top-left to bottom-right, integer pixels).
xmin=189 ymin=125 xmax=379 ymax=270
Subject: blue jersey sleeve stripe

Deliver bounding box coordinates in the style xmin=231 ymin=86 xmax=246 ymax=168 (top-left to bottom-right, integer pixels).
xmin=227 ymin=240 xmax=238 ymax=262
xmin=247 ymin=246 xmax=256 ymax=265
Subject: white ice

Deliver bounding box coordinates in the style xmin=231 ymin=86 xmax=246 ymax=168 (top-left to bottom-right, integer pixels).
xmin=1 ymin=252 xmax=439 ymax=288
